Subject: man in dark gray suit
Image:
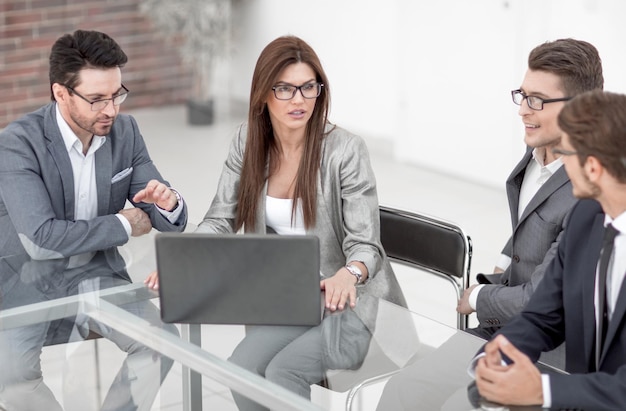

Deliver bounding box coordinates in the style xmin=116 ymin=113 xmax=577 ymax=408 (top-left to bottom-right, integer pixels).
xmin=0 ymin=30 xmax=187 ymax=410
xmin=458 ymin=39 xmax=604 ymax=339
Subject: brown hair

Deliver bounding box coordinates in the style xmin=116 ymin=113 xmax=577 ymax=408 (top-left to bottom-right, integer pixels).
xmin=558 ymin=90 xmax=626 ymax=183
xmin=236 ymin=36 xmax=331 ymax=231
xmin=528 ymin=38 xmax=603 ymax=96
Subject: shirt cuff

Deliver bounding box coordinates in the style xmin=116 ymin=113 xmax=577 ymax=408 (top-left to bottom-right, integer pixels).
xmin=469 ymin=355 xmax=545 ymax=408
xmin=467 ymin=352 xmax=485 ymax=378
xmin=156 ymin=195 xmax=185 ymax=224
xmin=541 ymin=374 xmax=551 ymax=408
xmin=469 ymin=284 xmax=485 ymax=310
xmin=116 ymin=213 xmax=132 ymax=238
xmin=496 ymin=253 xmax=511 ymax=271
xmin=467 ymin=352 xmax=509 ymax=378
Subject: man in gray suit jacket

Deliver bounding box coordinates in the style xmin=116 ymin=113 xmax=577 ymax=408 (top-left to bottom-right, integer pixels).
xmin=0 ymin=30 xmax=187 ymax=410
xmin=458 ymin=38 xmax=604 ymax=338
xmin=376 ymin=38 xmax=605 ymax=411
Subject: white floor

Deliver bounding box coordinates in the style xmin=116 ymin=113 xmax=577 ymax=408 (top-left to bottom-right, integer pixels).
xmin=39 ymin=102 xmax=512 ymax=410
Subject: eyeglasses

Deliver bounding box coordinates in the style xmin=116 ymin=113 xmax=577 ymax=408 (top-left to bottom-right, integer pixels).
xmin=511 ymin=89 xmax=571 ymax=111
xmin=65 ymin=84 xmax=130 ymax=111
xmin=271 ymin=82 xmax=323 ymax=100
xmin=551 ymin=147 xmax=579 ymax=157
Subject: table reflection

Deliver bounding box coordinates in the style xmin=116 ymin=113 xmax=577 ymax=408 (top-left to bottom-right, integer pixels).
xmin=0 ymin=247 xmax=176 ymax=411
xmin=0 ymin=239 xmax=564 ymax=411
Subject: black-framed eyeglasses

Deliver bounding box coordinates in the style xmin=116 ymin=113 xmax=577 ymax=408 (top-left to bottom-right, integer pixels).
xmin=511 ymin=89 xmax=571 ymax=111
xmin=64 ymin=84 xmax=130 ymax=111
xmin=271 ymin=82 xmax=323 ymax=100
xmin=551 ymin=147 xmax=579 ymax=157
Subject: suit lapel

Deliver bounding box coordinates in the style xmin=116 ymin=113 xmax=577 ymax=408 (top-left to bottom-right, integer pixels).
xmin=518 ymin=166 xmax=569 ymax=225
xmin=505 ymin=150 xmax=531 ymax=229
xmin=584 ymin=215 xmax=606 ymax=366
xmin=95 ymin=138 xmax=112 ymax=216
xmin=44 ymin=104 xmax=75 ymax=220
xmin=307 ymin=171 xmax=333 ymax=240
xmin=602 ymin=264 xmax=626 ymax=366
xmin=307 ymin=138 xmax=337 ymax=246
xmin=253 ymin=179 xmax=268 ymax=234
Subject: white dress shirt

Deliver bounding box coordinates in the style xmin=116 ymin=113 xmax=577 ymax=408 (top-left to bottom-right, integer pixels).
xmin=600 ymin=212 xmax=626 ymax=321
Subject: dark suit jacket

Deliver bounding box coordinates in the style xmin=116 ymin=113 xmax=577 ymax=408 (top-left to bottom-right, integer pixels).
xmin=0 ymin=103 xmax=187 ymax=303
xmin=495 ymin=199 xmax=626 ymax=410
xmin=477 ymin=148 xmax=576 ymax=327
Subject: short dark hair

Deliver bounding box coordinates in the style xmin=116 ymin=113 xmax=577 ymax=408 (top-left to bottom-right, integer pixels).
xmin=558 ymin=90 xmax=626 ymax=183
xmin=528 ymin=38 xmax=603 ymax=96
xmin=49 ymin=30 xmax=127 ymax=100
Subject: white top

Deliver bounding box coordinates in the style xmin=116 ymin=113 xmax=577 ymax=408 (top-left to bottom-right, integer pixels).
xmin=265 ymin=196 xmax=305 ymax=235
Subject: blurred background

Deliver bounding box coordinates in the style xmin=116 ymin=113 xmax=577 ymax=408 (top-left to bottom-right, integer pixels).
xmin=2 ymin=0 xmax=626 ymax=188
xmin=4 ymin=5 xmax=625 ymax=404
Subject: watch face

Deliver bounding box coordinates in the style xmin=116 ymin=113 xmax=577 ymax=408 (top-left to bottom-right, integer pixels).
xmin=346 ymin=264 xmax=362 ymax=283
xmin=349 ymin=264 xmax=362 ymax=275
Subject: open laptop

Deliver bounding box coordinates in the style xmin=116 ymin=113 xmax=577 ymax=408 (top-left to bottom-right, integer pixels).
xmin=155 ymin=233 xmax=322 ymax=326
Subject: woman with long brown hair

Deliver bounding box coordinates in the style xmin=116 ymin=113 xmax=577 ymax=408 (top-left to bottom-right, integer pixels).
xmin=152 ymin=35 xmax=406 ymax=408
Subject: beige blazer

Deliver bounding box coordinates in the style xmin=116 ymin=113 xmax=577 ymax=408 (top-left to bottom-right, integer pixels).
xmin=196 ymin=122 xmax=407 ymax=327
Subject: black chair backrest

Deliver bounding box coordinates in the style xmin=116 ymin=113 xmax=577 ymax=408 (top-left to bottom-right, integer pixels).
xmin=379 ymin=206 xmax=471 ymax=280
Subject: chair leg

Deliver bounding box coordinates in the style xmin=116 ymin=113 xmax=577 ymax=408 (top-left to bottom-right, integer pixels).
xmin=93 ymin=338 xmax=102 ymax=406
xmin=319 ymin=376 xmax=330 ymax=389
xmin=345 ymin=370 xmax=401 ymax=411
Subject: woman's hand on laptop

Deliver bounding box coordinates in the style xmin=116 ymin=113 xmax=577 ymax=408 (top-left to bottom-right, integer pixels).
xmin=144 ymin=270 xmax=159 ymax=290
xmin=320 ymin=268 xmax=358 ymax=311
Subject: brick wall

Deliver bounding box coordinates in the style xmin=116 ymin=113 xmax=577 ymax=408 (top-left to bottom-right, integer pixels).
xmin=0 ymin=0 xmax=193 ymax=129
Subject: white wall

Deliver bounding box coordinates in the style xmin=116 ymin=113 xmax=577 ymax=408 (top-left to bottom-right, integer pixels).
xmin=227 ymin=0 xmax=626 ymax=188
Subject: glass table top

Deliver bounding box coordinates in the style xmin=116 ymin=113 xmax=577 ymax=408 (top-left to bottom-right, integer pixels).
xmin=0 ymin=233 xmax=555 ymax=411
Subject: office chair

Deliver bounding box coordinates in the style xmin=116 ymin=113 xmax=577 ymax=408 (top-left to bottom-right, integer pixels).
xmin=379 ymin=205 xmax=472 ymax=330
xmin=321 ymin=205 xmax=473 ymax=411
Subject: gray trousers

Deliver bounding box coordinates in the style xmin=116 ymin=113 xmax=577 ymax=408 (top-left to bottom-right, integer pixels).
xmin=228 ymin=308 xmax=371 ymax=411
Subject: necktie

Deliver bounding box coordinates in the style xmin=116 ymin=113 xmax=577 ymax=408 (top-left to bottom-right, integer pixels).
xmin=596 ymin=224 xmax=619 ymax=369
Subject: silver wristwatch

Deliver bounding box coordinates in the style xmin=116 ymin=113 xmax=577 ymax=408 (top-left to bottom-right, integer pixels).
xmin=170 ymin=188 xmax=182 ymax=209
xmin=345 ymin=264 xmax=363 ymax=284
xmin=157 ymin=188 xmax=182 ymax=211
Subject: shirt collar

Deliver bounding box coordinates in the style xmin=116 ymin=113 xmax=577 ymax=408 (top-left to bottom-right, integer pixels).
xmin=531 ymin=147 xmax=563 ymax=174
xmin=605 ymin=211 xmax=626 ymax=234
xmin=55 ymin=103 xmax=106 ymax=154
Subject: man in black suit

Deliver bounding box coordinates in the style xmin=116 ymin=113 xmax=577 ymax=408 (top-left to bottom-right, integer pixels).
xmin=474 ymin=90 xmax=626 ymax=410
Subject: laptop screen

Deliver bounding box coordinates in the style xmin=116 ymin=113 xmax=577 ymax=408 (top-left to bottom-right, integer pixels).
xmin=155 ymin=233 xmax=322 ymax=326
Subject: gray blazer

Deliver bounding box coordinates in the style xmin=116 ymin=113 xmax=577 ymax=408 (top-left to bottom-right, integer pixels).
xmin=196 ymin=123 xmax=407 ymax=327
xmin=476 ymin=148 xmax=576 ymax=327
xmin=0 ymin=103 xmax=187 ymax=287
